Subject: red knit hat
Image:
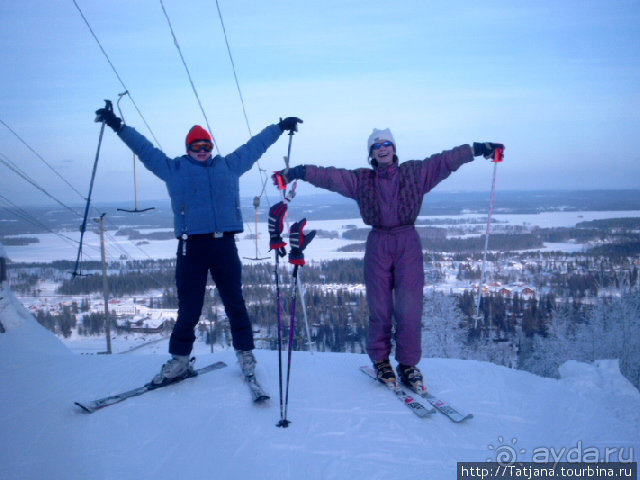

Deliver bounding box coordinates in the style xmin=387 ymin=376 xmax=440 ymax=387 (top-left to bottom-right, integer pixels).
xmin=185 ymin=125 xmax=213 ymax=147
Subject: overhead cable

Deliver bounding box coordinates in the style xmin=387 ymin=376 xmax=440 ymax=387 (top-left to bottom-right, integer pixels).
xmin=0 ymin=153 xmax=82 ymax=217
xmin=159 ymin=0 xmax=219 ymax=154
xmin=0 ymin=118 xmax=86 ymax=199
xmin=70 ymin=0 xmax=163 ymax=149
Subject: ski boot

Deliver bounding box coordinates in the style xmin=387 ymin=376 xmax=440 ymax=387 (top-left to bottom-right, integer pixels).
xmin=396 ymin=364 xmax=426 ymax=393
xmin=373 ymin=359 xmax=396 ymax=385
xmin=150 ymin=355 xmax=196 ymax=387
xmin=236 ymin=350 xmax=257 ymax=377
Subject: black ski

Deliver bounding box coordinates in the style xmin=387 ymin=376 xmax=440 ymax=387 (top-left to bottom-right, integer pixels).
xmin=74 ymin=360 xmax=227 ymax=413
xmin=360 ymin=366 xmax=435 ymax=418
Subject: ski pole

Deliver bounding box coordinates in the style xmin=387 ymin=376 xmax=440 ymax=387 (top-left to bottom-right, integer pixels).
xmin=296 ymin=271 xmax=314 ymax=354
xmin=268 ymin=201 xmax=290 ymax=427
xmin=277 ymin=263 xmax=299 ymax=428
xmin=274 ymin=251 xmax=290 ymax=427
xmin=474 ymin=147 xmax=504 ymax=327
xmin=276 ymin=130 xmax=296 ymax=201
xmin=72 ymin=100 xmax=109 ymax=278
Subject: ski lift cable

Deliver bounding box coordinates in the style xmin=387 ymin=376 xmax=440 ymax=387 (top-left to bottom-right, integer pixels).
xmin=2 ymin=20 xmax=161 ymax=267
xmin=70 ymin=0 xmax=163 ymax=150
xmin=0 ymin=118 xmax=86 ymax=199
xmin=0 ymin=133 xmax=144 ymax=264
xmin=0 ymin=117 xmax=145 ymax=260
xmin=0 ymin=194 xmax=88 ymax=250
xmin=0 ymin=153 xmax=82 ymax=217
xmin=214 ymin=0 xmax=253 ymax=139
xmin=211 ymin=0 xmax=277 ymax=259
xmin=159 ymin=0 xmax=220 ymax=154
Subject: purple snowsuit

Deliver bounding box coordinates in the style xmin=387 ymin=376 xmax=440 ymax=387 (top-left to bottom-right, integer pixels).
xmin=304 ymin=145 xmax=474 ymax=365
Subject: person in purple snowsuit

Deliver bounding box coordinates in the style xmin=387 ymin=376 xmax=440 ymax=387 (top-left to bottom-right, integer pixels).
xmin=273 ymin=128 xmax=504 ymax=390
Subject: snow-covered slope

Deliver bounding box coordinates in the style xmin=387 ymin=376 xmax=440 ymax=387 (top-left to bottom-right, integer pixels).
xmin=1 ymin=286 xmax=638 ymax=480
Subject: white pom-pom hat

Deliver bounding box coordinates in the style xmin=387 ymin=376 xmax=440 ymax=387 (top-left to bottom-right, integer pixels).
xmin=367 ymin=128 xmax=396 ymax=152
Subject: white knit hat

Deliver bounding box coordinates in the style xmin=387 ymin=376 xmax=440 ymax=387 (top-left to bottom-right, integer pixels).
xmin=367 ymin=128 xmax=395 ymax=152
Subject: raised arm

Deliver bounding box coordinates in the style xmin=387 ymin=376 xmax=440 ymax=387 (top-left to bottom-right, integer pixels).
xmin=95 ymin=102 xmax=173 ymax=181
xmin=118 ymin=126 xmax=174 ymax=181
xmin=224 ymin=117 xmax=303 ymax=176
xmin=223 ymin=124 xmax=283 ymax=176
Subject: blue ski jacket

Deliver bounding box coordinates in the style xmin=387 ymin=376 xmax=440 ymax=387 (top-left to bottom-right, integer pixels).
xmin=118 ymin=124 xmax=283 ymax=237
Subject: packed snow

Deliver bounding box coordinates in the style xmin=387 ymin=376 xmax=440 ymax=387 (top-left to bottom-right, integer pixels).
xmin=1 ymin=283 xmax=638 ymax=480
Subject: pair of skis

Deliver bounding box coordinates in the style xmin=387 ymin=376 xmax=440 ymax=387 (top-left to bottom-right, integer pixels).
xmin=75 ymin=359 xmax=269 ymax=414
xmin=75 ymin=361 xmax=470 ymax=423
xmin=360 ymin=366 xmax=473 ymax=423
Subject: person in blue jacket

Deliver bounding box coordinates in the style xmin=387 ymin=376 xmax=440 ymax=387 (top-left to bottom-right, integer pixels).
xmin=95 ymin=104 xmax=302 ymax=385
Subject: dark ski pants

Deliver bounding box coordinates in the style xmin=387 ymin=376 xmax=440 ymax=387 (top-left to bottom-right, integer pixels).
xmin=364 ymin=226 xmax=424 ymax=366
xmin=169 ymin=234 xmax=255 ymax=356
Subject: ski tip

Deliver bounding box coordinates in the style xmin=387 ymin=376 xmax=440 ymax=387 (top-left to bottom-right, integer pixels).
xmin=254 ymin=395 xmax=271 ymax=403
xmin=456 ymin=413 xmax=474 ymax=423
xmin=74 ymin=402 xmax=94 ymax=414
xmin=443 ymin=411 xmax=473 ymax=423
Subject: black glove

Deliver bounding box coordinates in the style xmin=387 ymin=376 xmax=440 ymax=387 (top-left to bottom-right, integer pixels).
xmin=268 ymin=201 xmax=288 ymax=256
xmin=95 ymin=101 xmax=123 ymax=133
xmin=271 ymin=165 xmax=306 ymax=189
xmin=288 ymin=218 xmax=316 ymax=266
xmin=278 ymin=117 xmax=303 ymax=133
xmin=472 ymin=142 xmax=505 ymax=160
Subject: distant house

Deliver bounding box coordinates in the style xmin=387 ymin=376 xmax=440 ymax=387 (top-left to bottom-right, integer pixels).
xmin=499 ymin=288 xmax=513 ymax=297
xmin=115 ymin=308 xmax=177 ymax=333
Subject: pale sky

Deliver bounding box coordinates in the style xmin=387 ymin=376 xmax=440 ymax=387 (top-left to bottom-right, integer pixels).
xmin=1 ymin=0 xmax=639 ymax=208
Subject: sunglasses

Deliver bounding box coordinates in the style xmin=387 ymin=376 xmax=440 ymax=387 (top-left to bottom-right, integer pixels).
xmin=189 ymin=142 xmax=213 ymax=153
xmin=372 ymin=141 xmax=394 ymax=150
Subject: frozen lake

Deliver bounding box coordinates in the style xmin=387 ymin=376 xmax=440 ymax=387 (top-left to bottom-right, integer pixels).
xmin=3 ymin=209 xmax=640 ymax=264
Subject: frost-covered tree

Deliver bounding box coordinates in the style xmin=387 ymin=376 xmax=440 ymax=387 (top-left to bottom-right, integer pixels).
xmin=518 ymin=309 xmax=574 ymax=378
xmin=519 ymin=290 xmax=640 ymax=388
xmin=575 ymin=291 xmax=640 ymax=388
xmin=421 ymin=290 xmax=466 ymax=359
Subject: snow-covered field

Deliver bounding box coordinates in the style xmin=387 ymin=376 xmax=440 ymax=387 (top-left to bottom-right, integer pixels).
xmin=1 ymin=286 xmax=638 ymax=480
xmin=4 ymin=210 xmax=640 ymax=264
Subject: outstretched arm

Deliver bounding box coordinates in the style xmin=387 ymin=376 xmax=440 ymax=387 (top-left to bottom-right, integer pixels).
xmin=418 ymin=145 xmax=474 ymax=193
xmin=417 ymin=142 xmax=504 ymax=193
xmin=273 ymin=165 xmax=360 ymax=199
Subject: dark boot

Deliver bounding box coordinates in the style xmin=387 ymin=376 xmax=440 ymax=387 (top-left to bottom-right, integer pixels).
xmin=373 ymin=359 xmax=396 ymax=385
xmin=396 ymin=364 xmax=425 ymax=391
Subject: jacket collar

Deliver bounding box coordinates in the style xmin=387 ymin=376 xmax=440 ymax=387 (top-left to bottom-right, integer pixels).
xmin=184 ymin=154 xmax=215 ymax=167
xmin=375 ymin=160 xmax=398 ymax=179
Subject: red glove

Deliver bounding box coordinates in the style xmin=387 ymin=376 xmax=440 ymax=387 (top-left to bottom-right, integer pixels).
xmin=268 ymin=201 xmax=288 ymax=253
xmin=288 ymin=218 xmax=316 ymax=266
xmin=272 ymin=171 xmax=287 ymax=190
